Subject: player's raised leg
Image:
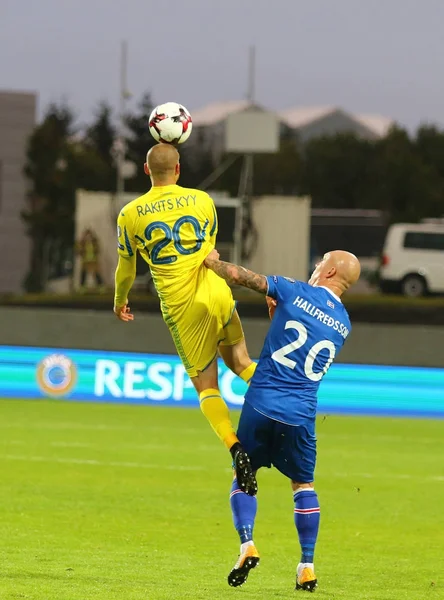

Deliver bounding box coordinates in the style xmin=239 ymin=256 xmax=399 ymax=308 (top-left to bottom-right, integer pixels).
xmin=218 ymin=309 xmax=257 ymax=384
xmin=191 ymin=359 xmax=257 ymax=497
xmin=217 ymin=315 xmax=259 ymax=499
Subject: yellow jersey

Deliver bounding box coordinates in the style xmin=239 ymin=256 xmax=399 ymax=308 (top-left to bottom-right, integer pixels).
xmin=115 ymin=183 xmax=242 ymax=377
xmin=116 ymin=184 xmax=218 ymax=309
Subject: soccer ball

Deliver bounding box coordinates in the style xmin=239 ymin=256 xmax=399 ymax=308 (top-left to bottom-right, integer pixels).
xmin=149 ymin=102 xmax=193 ymax=145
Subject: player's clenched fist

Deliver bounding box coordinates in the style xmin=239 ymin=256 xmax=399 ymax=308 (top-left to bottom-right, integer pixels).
xmin=266 ymin=296 xmax=277 ymax=320
xmin=114 ymin=304 xmax=134 ymax=322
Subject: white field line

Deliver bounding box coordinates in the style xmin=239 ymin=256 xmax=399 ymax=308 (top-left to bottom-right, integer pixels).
xmin=1 ymin=453 xmax=443 ymax=482
xmin=0 ymin=422 xmax=204 ymax=433
xmin=317 ymin=433 xmax=441 ymax=445
xmin=0 ymin=422 xmax=135 ymax=431
xmin=50 ymin=441 xmax=94 ymax=448
xmin=319 ymin=471 xmax=444 ymax=483
xmin=0 ymin=453 xmax=205 ymax=471
xmin=0 ymin=423 xmax=442 ymax=447
xmin=0 ymin=439 xmax=218 ymax=452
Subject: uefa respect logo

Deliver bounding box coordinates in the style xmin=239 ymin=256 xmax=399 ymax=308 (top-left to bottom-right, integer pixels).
xmin=36 ymin=353 xmax=77 ymax=397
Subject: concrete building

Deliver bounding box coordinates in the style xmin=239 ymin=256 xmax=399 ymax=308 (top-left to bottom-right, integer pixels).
xmin=0 ymin=91 xmax=36 ymax=293
xmin=187 ymin=100 xmax=265 ymax=166
xmin=189 ymin=101 xmax=394 ymax=161
xmin=280 ymin=106 xmax=393 ymax=142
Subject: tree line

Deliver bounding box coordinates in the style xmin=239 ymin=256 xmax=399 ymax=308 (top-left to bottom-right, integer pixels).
xmin=24 ymin=93 xmax=444 ymax=290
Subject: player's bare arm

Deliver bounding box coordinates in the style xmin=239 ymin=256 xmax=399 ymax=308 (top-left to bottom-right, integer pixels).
xmin=113 ymin=254 xmax=136 ymax=322
xmin=204 ymin=249 xmax=268 ymax=295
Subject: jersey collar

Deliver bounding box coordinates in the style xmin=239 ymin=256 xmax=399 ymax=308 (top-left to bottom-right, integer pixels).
xmin=319 ymin=286 xmax=342 ymax=304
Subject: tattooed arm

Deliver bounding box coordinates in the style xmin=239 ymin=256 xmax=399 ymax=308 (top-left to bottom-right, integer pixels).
xmin=204 ymin=250 xmax=268 ymax=295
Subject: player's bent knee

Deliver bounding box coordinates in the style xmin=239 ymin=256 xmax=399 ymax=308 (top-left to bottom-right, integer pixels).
xmin=219 ymin=345 xmax=251 ymax=374
xmin=291 ymin=481 xmax=315 ymax=492
xmin=190 ymin=361 xmax=219 ymax=394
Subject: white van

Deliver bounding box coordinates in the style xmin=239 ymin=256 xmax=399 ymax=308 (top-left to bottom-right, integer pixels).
xmin=379 ymin=223 xmax=444 ymax=296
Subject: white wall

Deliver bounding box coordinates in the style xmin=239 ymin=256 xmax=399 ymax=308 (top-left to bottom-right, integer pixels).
xmin=247 ymin=195 xmax=311 ymax=281
xmin=74 ymin=190 xmax=135 ymax=288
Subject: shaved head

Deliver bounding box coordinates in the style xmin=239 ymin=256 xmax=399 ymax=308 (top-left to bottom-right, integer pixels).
xmin=144 ymin=143 xmax=180 ymax=185
xmin=327 ymin=250 xmax=361 ymax=287
xmin=309 ymin=250 xmax=361 ymax=295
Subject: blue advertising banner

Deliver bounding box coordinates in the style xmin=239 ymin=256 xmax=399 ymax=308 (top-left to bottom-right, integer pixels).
xmin=0 ymin=345 xmax=443 ymax=418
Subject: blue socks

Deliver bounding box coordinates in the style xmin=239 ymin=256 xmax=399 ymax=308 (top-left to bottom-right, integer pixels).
xmin=230 ymin=478 xmax=257 ymax=543
xmin=229 ymin=479 xmax=320 ymax=563
xmin=294 ymin=488 xmax=320 ymax=563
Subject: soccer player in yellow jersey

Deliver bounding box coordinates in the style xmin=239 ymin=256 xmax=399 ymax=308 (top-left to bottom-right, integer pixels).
xmin=113 ymin=143 xmax=257 ymax=495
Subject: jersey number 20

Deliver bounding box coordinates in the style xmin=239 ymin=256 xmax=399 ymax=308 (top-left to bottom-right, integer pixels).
xmin=145 ymin=217 xmax=209 ymax=265
xmin=271 ymin=320 xmax=336 ymax=382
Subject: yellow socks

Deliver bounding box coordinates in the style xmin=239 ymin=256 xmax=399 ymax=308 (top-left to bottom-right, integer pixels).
xmin=239 ymin=362 xmax=257 ymax=385
xmin=198 ymin=365 xmax=257 ymax=449
xmin=199 ymin=388 xmax=238 ymax=450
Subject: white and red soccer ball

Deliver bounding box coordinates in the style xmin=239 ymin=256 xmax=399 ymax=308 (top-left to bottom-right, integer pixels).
xmin=149 ymin=102 xmax=193 ymax=145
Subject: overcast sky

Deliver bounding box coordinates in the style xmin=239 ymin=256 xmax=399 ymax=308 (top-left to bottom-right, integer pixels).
xmin=2 ymin=0 xmax=444 ymax=130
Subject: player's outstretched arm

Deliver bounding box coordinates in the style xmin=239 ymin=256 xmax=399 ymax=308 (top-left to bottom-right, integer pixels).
xmin=204 ymin=250 xmax=268 ymax=295
xmin=114 ymin=254 xmax=136 ymax=321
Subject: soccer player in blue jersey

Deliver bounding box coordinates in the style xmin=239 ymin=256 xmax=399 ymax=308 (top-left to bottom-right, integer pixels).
xmin=204 ymin=249 xmax=361 ymax=592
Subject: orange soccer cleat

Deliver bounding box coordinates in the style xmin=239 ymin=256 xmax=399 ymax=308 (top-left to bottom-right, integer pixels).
xmin=296 ymin=564 xmax=318 ymax=592
xmin=227 ymin=543 xmax=260 ymax=587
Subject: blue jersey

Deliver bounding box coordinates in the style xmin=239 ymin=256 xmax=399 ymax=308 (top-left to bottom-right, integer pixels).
xmin=245 ymin=276 xmax=352 ymax=426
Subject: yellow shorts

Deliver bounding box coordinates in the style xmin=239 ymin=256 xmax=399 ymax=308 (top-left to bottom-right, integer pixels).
xmin=162 ymin=270 xmax=244 ymax=378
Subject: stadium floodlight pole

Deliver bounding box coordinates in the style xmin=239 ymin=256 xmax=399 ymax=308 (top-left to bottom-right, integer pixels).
xmin=248 ymin=45 xmax=255 ymax=106
xmin=237 ymin=45 xmax=256 ymax=261
xmin=116 ymin=40 xmax=128 ymax=204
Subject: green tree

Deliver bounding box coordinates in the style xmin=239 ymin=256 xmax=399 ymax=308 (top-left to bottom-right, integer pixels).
xmin=86 ymin=102 xmax=116 ymax=163
xmin=299 ymin=126 xmax=444 ymax=222
xmin=23 ymin=101 xmax=120 ymax=292
xmin=301 ymin=133 xmax=378 ymax=209
xmin=23 ymin=102 xmax=78 ymax=291
xmin=253 ymin=136 xmax=304 ymax=196
xmin=374 ymin=126 xmax=444 ymax=222
xmin=125 ymin=92 xmax=156 ymax=192
xmin=83 ymin=101 xmax=116 ymax=191
xmin=415 ymin=125 xmax=444 ymax=180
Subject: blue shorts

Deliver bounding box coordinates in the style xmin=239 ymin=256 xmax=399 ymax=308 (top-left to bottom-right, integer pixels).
xmin=237 ymin=400 xmax=317 ymax=483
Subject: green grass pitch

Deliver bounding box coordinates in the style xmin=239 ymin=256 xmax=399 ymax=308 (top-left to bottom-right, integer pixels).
xmin=0 ymin=399 xmax=443 ymax=599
